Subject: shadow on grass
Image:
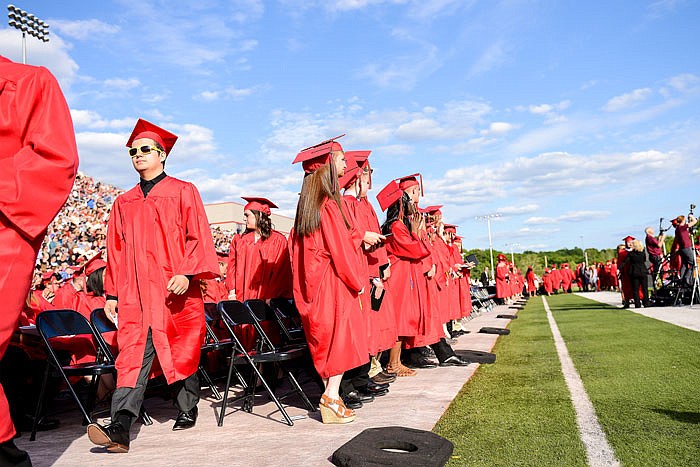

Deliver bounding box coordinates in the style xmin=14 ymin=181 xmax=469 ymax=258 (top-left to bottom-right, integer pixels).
xmin=652 ymin=408 xmax=700 ymax=424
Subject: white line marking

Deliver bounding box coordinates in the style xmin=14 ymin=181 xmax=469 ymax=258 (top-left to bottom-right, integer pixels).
xmin=542 ymin=296 xmax=620 ymax=467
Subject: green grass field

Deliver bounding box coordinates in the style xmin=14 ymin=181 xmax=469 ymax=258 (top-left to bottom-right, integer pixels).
xmin=434 ymin=294 xmax=700 ymax=466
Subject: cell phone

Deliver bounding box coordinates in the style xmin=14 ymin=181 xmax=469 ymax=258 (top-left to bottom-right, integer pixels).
xmin=383 ymin=233 xmax=393 ymax=237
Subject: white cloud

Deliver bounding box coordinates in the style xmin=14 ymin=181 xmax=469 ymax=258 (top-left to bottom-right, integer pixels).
xmin=469 ymin=42 xmax=508 ymax=77
xmin=356 ymin=34 xmax=440 ymax=91
xmin=237 ymin=39 xmax=259 ymax=52
xmin=529 ymin=104 xmax=552 ymax=114
xmin=50 ymin=19 xmax=120 ymax=40
xmin=103 ymin=78 xmax=140 ymax=90
xmin=497 ymin=204 xmax=540 ymax=215
xmin=195 ymin=85 xmax=261 ymax=102
xmin=603 ymin=88 xmax=653 ymax=112
xmin=427 ymin=149 xmax=686 ymax=212
xmin=0 ymin=30 xmax=79 ymax=90
xmin=75 ymin=131 xmax=134 ymax=188
xmin=524 ymin=216 xmax=558 ymax=225
xmin=70 ymin=109 xmax=134 ymax=130
xmin=525 ymin=211 xmax=610 ymax=224
xmin=484 ymin=121 xmax=517 ymax=135
xmin=229 ymin=0 xmax=265 ymax=23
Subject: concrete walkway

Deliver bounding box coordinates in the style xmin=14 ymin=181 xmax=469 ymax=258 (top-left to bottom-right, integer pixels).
xmin=15 ymin=301 xmax=521 ymax=467
xmin=575 ymin=291 xmax=700 ymax=332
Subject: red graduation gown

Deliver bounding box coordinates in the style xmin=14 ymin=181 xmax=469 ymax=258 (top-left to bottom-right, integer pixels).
xmin=226 ymin=230 xmax=293 ymax=301
xmin=202 ymin=278 xmax=228 ymax=303
xmin=104 ymin=176 xmax=219 ymax=387
xmin=356 ymin=198 xmax=398 ymax=353
xmin=384 ymin=221 xmax=431 ymax=337
xmin=289 ymin=199 xmax=369 ymax=378
xmin=0 ymin=55 xmax=78 ymax=442
xmin=495 ymin=261 xmax=510 ymax=298
xmin=526 ymin=270 xmax=536 ymax=294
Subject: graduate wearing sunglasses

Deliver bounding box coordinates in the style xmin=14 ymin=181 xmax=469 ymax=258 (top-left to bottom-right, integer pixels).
xmin=87 ymin=119 xmax=219 ymax=453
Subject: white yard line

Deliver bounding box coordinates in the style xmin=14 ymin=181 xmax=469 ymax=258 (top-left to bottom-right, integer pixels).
xmin=542 ymin=296 xmax=620 ymax=467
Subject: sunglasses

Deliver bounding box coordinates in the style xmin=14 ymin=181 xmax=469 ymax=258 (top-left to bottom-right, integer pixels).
xmin=128 ymin=145 xmax=162 ymax=157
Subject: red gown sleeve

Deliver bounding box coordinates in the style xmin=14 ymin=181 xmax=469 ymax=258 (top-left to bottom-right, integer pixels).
xmin=0 ymin=64 xmax=78 ymax=240
xmin=104 ymin=198 xmax=124 ymax=299
xmin=321 ymin=201 xmax=364 ymax=293
xmin=225 ymin=234 xmax=239 ymax=292
xmin=175 ymin=183 xmax=219 ymax=280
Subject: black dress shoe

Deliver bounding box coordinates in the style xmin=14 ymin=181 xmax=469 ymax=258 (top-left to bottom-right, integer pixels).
xmin=365 ymin=380 xmax=390 ymax=392
xmin=345 ymin=390 xmax=374 ymax=403
xmin=359 ymin=387 xmax=388 ymax=398
xmin=439 ymin=355 xmax=470 ymax=367
xmin=404 ymin=357 xmax=438 ymax=369
xmin=172 ymin=406 xmax=198 ymax=431
xmin=87 ymin=421 xmax=130 ymax=453
xmin=371 ymin=371 xmax=397 ymax=385
xmin=342 ymin=391 xmax=371 ymax=409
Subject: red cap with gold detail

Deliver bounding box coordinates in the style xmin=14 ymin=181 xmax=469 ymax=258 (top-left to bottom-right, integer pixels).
xmin=126 ymin=119 xmax=178 ymax=155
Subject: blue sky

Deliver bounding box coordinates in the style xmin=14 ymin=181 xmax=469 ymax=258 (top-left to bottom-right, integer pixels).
xmin=2 ymin=0 xmax=699 ymax=251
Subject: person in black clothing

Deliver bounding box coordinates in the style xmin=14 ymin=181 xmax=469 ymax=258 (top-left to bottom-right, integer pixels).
xmin=623 ymin=240 xmax=650 ymax=308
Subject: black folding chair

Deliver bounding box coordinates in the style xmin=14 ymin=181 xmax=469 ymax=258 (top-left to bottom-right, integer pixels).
xmin=89 ymin=308 xmax=153 ymax=426
xmin=245 ymin=299 xmax=321 ymax=393
xmin=268 ymin=298 xmax=307 ymax=347
xmin=32 ymin=309 xmax=115 ymax=440
xmin=217 ymin=300 xmax=315 ymax=427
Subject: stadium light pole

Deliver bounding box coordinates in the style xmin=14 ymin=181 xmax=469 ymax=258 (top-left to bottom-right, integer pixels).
xmin=505 ymin=242 xmax=520 ymax=266
xmin=475 ymin=212 xmax=501 ymax=281
xmin=7 ymin=5 xmax=50 ymax=64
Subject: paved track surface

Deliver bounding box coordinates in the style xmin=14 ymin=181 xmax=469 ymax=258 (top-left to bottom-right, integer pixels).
xmin=576 ymin=291 xmax=700 ymax=332
xmin=16 ymin=301 xmax=521 ymax=467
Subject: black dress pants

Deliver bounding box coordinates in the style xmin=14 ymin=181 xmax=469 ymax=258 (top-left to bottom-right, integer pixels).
xmin=110 ymin=328 xmax=199 ymax=429
xmin=340 ymin=361 xmax=371 ymax=395
xmin=649 ymin=255 xmax=663 ymax=284
xmin=430 ymin=338 xmax=455 ymax=363
xmin=629 ymin=275 xmax=649 ymax=307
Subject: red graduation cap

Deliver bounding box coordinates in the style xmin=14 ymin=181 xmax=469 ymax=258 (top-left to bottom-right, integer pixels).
xmin=497 ymin=253 xmax=507 ymax=261
xmin=623 ymin=235 xmax=635 ymax=242
xmin=423 ymin=205 xmax=443 ymax=217
xmin=397 ymin=173 xmax=423 ymax=196
xmin=84 ymin=253 xmax=107 ymax=277
xmin=349 ymin=150 xmax=373 ymax=188
xmin=346 ymin=150 xmax=371 ymax=165
xmin=41 ymin=271 xmax=55 ymax=282
xmin=338 ymin=152 xmax=361 ymax=190
xmin=292 ymin=135 xmax=345 ymax=173
xmin=241 ymin=197 xmax=278 ymax=216
xmin=376 ymin=180 xmax=402 ymax=211
xmin=126 ymin=119 xmax=178 ymax=155
xmin=443 ymin=223 xmax=458 ymax=233
xmin=339 ymin=165 xmax=362 ymax=190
